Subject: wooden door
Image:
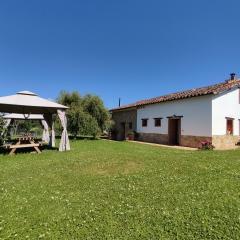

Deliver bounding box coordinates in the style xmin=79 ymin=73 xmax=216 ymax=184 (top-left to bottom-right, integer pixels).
xmin=168 ymin=118 xmax=181 ymax=145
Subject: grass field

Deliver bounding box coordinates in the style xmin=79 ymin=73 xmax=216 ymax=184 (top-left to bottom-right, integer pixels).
xmin=0 ymin=140 xmax=240 ymax=239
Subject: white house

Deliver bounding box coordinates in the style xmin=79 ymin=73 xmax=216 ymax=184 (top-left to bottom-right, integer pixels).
xmin=111 ymin=73 xmax=240 ymax=149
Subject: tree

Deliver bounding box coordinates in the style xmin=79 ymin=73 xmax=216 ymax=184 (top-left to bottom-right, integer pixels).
xmin=68 ymin=106 xmax=100 ymax=138
xmin=56 ymin=91 xmax=110 ymax=137
xmin=82 ymin=94 xmax=111 ymax=132
xmin=57 ymin=91 xmax=81 ymax=108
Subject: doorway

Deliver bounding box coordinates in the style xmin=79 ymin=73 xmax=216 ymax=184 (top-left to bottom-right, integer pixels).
xmin=120 ymin=122 xmax=126 ymax=140
xmin=168 ymin=118 xmax=181 ymax=145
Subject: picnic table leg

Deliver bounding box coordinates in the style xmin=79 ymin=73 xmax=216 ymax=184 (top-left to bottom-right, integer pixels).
xmin=9 ymin=141 xmax=21 ymax=155
xmin=30 ymin=141 xmax=41 ymax=154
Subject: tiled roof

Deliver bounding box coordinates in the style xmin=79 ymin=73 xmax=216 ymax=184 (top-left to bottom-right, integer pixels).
xmin=111 ymin=79 xmax=240 ymax=111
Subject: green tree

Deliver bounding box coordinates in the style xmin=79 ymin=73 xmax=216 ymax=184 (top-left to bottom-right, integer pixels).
xmin=57 ymin=91 xmax=110 ymax=137
xmin=82 ymin=94 xmax=111 ymax=132
xmin=68 ymin=106 xmax=100 ymax=138
xmin=57 ymin=91 xmax=81 ymax=107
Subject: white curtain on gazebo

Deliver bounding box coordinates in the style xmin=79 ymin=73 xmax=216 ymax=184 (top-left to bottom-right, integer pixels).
xmin=44 ymin=114 xmax=56 ymax=148
xmin=57 ymin=110 xmax=70 ymax=151
xmin=4 ymin=119 xmax=11 ymax=129
xmin=52 ymin=122 xmax=56 ymax=148
xmin=41 ymin=120 xmax=50 ymax=144
xmin=1 ymin=119 xmax=11 ymax=136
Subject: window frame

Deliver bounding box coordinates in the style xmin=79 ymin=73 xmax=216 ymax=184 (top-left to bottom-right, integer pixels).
xmin=154 ymin=118 xmax=162 ymax=127
xmin=141 ymin=118 xmax=148 ymax=127
xmin=226 ymin=117 xmax=234 ymax=135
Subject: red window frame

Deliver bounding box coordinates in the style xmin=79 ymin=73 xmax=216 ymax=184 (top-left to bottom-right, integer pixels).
xmin=226 ymin=117 xmax=234 ymax=135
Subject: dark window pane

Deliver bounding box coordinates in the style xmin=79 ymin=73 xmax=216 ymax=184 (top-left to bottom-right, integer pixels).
xmin=142 ymin=119 xmax=148 ymax=127
xmin=154 ymin=118 xmax=161 ymax=127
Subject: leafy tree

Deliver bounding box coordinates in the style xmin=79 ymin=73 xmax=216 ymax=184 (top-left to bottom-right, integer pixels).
xmin=57 ymin=91 xmax=110 ymax=137
xmin=68 ymin=106 xmax=100 ymax=138
xmin=82 ymin=94 xmax=111 ymax=132
xmin=12 ymin=120 xmax=42 ymax=137
xmin=57 ymin=91 xmax=81 ymax=108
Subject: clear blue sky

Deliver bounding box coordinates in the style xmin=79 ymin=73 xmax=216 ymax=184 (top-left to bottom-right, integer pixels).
xmin=0 ymin=0 xmax=240 ymax=108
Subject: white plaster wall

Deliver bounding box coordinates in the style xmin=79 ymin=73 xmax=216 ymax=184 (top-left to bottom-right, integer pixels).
xmin=137 ymin=95 xmax=212 ymax=137
xmin=212 ymin=88 xmax=240 ymax=136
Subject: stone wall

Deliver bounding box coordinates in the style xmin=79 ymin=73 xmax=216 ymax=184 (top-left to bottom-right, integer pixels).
xmin=138 ymin=133 xmax=211 ymax=148
xmin=111 ymin=109 xmax=137 ymax=140
xmin=180 ymin=135 xmax=212 ymax=148
xmin=138 ymin=133 xmax=169 ymax=145
xmin=212 ymin=135 xmax=239 ymax=149
xmin=138 ymin=133 xmax=240 ymax=149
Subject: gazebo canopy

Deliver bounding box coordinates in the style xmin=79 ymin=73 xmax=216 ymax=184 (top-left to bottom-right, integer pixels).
xmin=3 ymin=113 xmax=44 ymax=120
xmin=0 ymin=91 xmax=68 ymax=114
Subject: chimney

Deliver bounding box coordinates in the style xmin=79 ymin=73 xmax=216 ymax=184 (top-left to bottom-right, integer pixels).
xmin=226 ymin=73 xmax=237 ymax=83
xmin=230 ymin=73 xmax=236 ymax=81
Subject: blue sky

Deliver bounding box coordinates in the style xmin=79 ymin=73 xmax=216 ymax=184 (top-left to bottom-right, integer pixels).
xmin=0 ymin=0 xmax=240 ymax=108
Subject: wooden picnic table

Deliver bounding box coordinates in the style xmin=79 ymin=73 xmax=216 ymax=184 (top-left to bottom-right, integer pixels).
xmin=4 ymin=136 xmax=42 ymax=155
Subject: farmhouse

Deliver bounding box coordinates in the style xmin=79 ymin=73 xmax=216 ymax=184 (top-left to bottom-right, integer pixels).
xmin=111 ymin=73 xmax=240 ymax=149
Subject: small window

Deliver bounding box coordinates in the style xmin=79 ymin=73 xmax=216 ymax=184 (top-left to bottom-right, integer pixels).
xmin=154 ymin=118 xmax=162 ymax=127
xmin=226 ymin=118 xmax=234 ymax=135
xmin=129 ymin=122 xmax=133 ymax=129
xmin=142 ymin=119 xmax=148 ymax=127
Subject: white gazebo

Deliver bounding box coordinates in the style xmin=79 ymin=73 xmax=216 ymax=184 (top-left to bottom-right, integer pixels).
xmin=0 ymin=91 xmax=70 ymax=151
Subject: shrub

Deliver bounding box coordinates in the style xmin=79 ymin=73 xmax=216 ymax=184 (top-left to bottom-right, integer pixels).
xmin=199 ymin=141 xmax=215 ymax=150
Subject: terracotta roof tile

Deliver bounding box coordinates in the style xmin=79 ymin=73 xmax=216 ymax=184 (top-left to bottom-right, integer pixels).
xmin=111 ymin=79 xmax=240 ymax=111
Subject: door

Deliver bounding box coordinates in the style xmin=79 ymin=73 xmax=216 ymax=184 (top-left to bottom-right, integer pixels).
xmin=120 ymin=122 xmax=126 ymax=140
xmin=168 ymin=118 xmax=181 ymax=145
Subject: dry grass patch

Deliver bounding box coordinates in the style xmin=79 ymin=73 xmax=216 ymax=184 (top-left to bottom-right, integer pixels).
xmin=82 ymin=160 xmax=143 ymax=176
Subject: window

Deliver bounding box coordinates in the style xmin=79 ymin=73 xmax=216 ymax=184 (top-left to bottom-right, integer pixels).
xmin=142 ymin=119 xmax=148 ymax=127
xmin=154 ymin=118 xmax=162 ymax=127
xmin=129 ymin=122 xmax=133 ymax=129
xmin=226 ymin=118 xmax=234 ymax=135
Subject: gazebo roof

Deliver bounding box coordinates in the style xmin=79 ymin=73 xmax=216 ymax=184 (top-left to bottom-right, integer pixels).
xmin=0 ymin=91 xmax=68 ymax=114
xmin=3 ymin=113 xmax=44 ymax=120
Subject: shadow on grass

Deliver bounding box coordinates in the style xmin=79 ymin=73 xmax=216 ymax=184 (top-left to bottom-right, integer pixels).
xmin=0 ymin=145 xmax=59 ymax=156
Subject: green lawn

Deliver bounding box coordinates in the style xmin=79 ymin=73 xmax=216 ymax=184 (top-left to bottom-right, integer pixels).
xmin=0 ymin=140 xmax=240 ymax=239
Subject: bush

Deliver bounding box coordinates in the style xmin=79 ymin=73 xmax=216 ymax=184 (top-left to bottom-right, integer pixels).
xmin=199 ymin=141 xmax=215 ymax=150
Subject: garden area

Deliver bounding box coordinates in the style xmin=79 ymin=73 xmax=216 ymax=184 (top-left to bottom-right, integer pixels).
xmin=0 ymin=140 xmax=240 ymax=239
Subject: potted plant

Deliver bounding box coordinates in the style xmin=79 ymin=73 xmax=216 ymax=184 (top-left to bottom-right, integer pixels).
xmin=127 ymin=131 xmax=135 ymax=141
xmin=199 ymin=141 xmax=215 ymax=150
